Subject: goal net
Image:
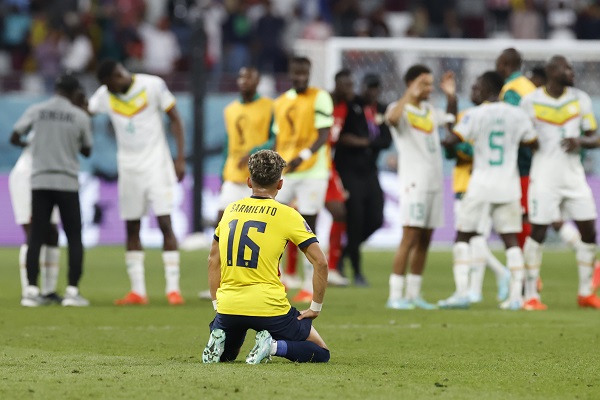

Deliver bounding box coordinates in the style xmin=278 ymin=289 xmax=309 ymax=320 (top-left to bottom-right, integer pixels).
xmin=294 ymin=38 xmax=600 ymax=246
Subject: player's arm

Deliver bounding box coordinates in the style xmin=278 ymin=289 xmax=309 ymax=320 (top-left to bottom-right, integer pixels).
xmin=287 ymin=91 xmax=333 ymax=172
xmin=442 ymin=109 xmax=472 ymax=149
xmin=338 ymin=107 xmax=369 ymax=147
xmin=440 ymin=71 xmax=457 ymax=120
xmin=385 ymin=74 xmax=429 ymax=126
xmin=371 ymin=106 xmax=392 ymax=149
xmin=79 ymin=114 xmax=94 ymax=158
xmin=166 ymin=106 xmax=186 ymax=181
xmin=562 ymin=94 xmax=599 ymax=151
xmin=298 ymin=242 xmax=328 ymax=320
xmin=207 ymin=238 xmax=221 ymax=304
xmin=10 ymin=105 xmax=36 ymax=148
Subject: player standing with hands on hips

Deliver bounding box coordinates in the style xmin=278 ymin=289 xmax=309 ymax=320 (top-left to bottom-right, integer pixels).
xmin=89 ymin=60 xmax=186 ymax=305
xmin=11 ymin=73 xmax=93 ymax=307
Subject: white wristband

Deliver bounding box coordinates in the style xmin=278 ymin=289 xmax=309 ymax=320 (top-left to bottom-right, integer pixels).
xmin=298 ymin=148 xmax=313 ymax=161
xmin=309 ymin=301 xmax=322 ymax=312
xmin=212 ymin=300 xmax=217 ymax=311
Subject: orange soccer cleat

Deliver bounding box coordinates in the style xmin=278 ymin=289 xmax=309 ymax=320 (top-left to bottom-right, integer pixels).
xmin=592 ymin=260 xmax=600 ymax=292
xmin=167 ymin=291 xmax=185 ymax=305
xmin=523 ymin=297 xmax=547 ymax=311
xmin=114 ymin=291 xmax=148 ymax=305
xmin=578 ymin=294 xmax=600 ymax=309
xmin=291 ymin=289 xmax=313 ymax=303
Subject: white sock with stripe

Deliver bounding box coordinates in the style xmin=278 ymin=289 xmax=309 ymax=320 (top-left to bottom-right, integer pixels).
xmin=163 ymin=251 xmax=181 ymax=294
xmin=126 ymin=251 xmax=146 ymax=296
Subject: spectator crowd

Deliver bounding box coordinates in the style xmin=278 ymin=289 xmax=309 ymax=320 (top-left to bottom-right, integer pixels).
xmin=1 ymin=0 xmax=600 ymax=92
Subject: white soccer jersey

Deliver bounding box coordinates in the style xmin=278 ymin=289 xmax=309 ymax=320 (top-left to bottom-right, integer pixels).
xmin=520 ymin=87 xmax=597 ymax=188
xmin=88 ymin=74 xmax=176 ymax=173
xmin=388 ymin=102 xmax=453 ymax=192
xmin=454 ymin=102 xmax=537 ymax=203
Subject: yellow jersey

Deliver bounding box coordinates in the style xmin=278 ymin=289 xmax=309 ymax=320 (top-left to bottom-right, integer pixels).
xmin=274 ymin=87 xmax=333 ymax=174
xmin=451 ymin=111 xmax=474 ymax=194
xmin=214 ymin=196 xmax=318 ymax=316
xmin=223 ymin=96 xmax=274 ymax=183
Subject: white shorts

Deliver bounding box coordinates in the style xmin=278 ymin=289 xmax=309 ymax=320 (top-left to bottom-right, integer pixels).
xmin=218 ymin=181 xmax=252 ymax=210
xmin=528 ymin=182 xmax=597 ymax=225
xmin=118 ymin=165 xmax=177 ymax=220
xmin=401 ymin=190 xmax=443 ymax=229
xmin=276 ymin=176 xmax=328 ymax=215
xmin=9 ymin=164 xmax=59 ymax=225
xmin=454 ymin=197 xmax=492 ymax=236
xmin=457 ymin=196 xmax=522 ymax=234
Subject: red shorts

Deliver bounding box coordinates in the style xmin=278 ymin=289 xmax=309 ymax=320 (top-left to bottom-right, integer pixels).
xmin=326 ymin=166 xmax=346 ymax=203
xmin=520 ymin=176 xmax=529 ymax=215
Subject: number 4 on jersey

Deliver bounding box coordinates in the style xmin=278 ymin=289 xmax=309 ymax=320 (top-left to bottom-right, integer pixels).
xmin=226 ymin=219 xmax=266 ymax=269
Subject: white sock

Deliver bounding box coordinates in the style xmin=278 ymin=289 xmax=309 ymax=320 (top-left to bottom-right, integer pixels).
xmin=523 ymin=237 xmax=542 ymax=300
xmin=469 ymin=236 xmax=487 ymax=297
xmin=389 ymin=273 xmax=405 ymax=301
xmin=405 ymin=274 xmax=422 ymax=300
xmin=126 ymin=251 xmax=146 ymax=296
xmin=576 ymin=242 xmax=596 ymax=297
xmin=302 ymin=258 xmax=314 ymax=293
xmin=452 ymin=242 xmax=470 ymax=298
xmin=19 ymin=244 xmax=28 ymax=297
xmin=163 ymin=251 xmax=181 ymax=294
xmin=270 ymin=340 xmax=277 ymax=356
xmin=559 ymin=223 xmax=582 ymax=250
xmin=41 ymin=246 xmax=60 ymax=295
xmin=65 ymin=285 xmax=79 ymax=297
xmin=484 ymin=245 xmax=508 ymax=280
xmin=506 ymin=246 xmax=525 ymax=303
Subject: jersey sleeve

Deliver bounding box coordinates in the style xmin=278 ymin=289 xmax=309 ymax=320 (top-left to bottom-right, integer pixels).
xmin=519 ymin=94 xmax=535 ymax=120
xmin=314 ymin=90 xmax=334 ymax=130
xmin=214 ymin=222 xmax=221 ymax=242
xmin=578 ymin=91 xmax=597 ymax=132
xmin=287 ymin=209 xmax=318 ymax=249
xmin=13 ymin=105 xmax=37 ymax=135
xmin=79 ymin=113 xmax=94 ymax=148
xmin=434 ymin=107 xmax=456 ymax=126
xmin=452 ymin=109 xmax=476 ymax=141
xmin=502 ymin=89 xmax=521 ymax=106
xmin=517 ymin=109 xmax=537 ymax=143
xmin=88 ymin=87 xmax=109 ymax=114
xmin=155 ymin=77 xmax=177 ymax=112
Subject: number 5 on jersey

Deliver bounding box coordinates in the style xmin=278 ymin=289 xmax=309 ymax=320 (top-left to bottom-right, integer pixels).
xmin=226 ymin=219 xmax=266 ymax=269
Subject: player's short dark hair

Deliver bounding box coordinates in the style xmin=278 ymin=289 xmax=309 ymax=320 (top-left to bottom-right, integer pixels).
xmin=479 ymin=71 xmax=505 ymax=96
xmin=404 ymin=64 xmax=431 ymax=85
xmin=335 ymin=69 xmax=351 ymax=81
xmin=363 ymin=73 xmax=381 ymax=88
xmin=290 ymin=56 xmax=311 ymax=67
xmin=55 ymin=72 xmax=81 ymax=95
xmin=97 ymin=59 xmax=119 ymax=82
xmin=531 ymin=65 xmax=546 ymax=79
xmin=248 ymin=150 xmax=287 ymax=188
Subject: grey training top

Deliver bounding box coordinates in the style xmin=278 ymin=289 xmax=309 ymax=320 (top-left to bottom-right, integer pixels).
xmin=13 ymin=95 xmax=93 ymax=191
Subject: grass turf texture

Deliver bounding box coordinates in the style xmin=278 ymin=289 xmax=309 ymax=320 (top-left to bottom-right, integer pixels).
xmin=0 ymin=247 xmax=598 ymax=400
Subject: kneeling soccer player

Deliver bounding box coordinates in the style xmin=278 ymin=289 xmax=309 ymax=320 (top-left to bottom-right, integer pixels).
xmin=202 ymin=150 xmax=330 ymax=364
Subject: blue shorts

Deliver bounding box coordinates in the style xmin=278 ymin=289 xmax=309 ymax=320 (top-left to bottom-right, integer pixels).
xmin=209 ymin=307 xmax=312 ymax=361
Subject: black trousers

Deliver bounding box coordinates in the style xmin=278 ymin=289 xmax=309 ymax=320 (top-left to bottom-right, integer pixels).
xmin=27 ymin=189 xmax=83 ymax=288
xmin=338 ymin=171 xmax=384 ymax=277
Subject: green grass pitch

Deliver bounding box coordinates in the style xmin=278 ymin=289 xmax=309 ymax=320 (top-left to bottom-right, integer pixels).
xmin=1 ymin=246 xmax=598 ymax=399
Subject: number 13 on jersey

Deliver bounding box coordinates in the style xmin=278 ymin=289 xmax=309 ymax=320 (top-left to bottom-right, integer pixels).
xmin=226 ymin=219 xmax=266 ymax=269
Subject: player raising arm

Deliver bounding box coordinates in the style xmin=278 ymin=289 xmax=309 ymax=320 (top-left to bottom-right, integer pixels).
xmin=441 ymin=71 xmax=537 ymax=310
xmin=384 ymin=65 xmax=456 ymax=310
xmin=202 ymin=150 xmax=330 ymax=364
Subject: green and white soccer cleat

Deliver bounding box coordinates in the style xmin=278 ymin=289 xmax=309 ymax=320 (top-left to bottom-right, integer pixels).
xmin=438 ymin=294 xmax=470 ymax=309
xmin=202 ymin=329 xmax=226 ymax=363
xmin=411 ymin=297 xmax=438 ymax=310
xmin=246 ymin=330 xmax=273 ymax=364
